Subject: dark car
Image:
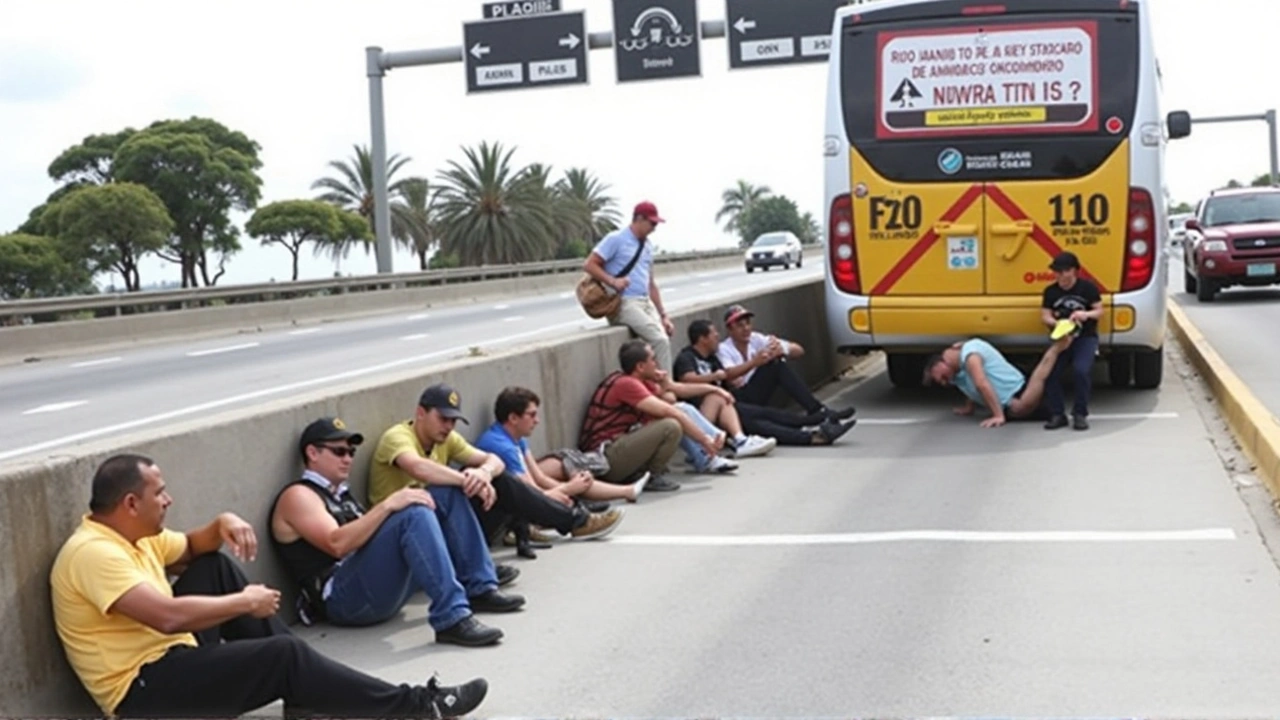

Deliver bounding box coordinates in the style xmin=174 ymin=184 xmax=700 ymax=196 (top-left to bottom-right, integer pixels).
xmin=1183 ymin=186 xmax=1280 ymax=301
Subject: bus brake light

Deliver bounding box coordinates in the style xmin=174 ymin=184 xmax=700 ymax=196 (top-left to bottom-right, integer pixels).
xmin=962 ymin=4 xmax=1007 ymax=15
xmin=1122 ymin=188 xmax=1155 ymax=292
xmin=829 ymin=193 xmax=860 ymax=294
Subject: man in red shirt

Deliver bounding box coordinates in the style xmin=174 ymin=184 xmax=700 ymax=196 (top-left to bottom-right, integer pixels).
xmin=580 ymin=340 xmax=729 ymax=493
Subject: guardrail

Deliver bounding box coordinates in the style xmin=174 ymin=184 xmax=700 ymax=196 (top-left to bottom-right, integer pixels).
xmin=2 ymin=244 xmax=819 ymax=325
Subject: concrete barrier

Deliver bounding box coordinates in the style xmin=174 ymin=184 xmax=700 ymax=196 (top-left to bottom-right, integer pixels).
xmin=0 ymin=276 xmax=847 ymax=717
xmin=0 ymin=254 xmax=746 ymax=366
xmin=1167 ymin=302 xmax=1280 ymax=501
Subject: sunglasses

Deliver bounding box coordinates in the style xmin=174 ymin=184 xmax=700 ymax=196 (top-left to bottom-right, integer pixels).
xmin=318 ymin=444 xmax=357 ymax=458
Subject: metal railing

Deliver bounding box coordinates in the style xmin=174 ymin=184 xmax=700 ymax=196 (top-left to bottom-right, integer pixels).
xmin=1 ymin=245 xmax=811 ymax=325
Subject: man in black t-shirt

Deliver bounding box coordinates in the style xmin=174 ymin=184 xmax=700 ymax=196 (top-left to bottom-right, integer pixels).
xmin=1040 ymin=252 xmax=1103 ymax=431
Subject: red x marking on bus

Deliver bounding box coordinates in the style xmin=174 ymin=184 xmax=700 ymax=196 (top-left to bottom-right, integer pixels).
xmin=869 ymin=183 xmax=984 ymax=296
xmin=984 ymin=185 xmax=1111 ymax=293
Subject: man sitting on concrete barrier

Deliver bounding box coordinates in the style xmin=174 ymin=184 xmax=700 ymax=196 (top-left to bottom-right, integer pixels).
xmin=717 ymin=304 xmax=857 ymax=423
xmin=923 ymin=336 xmax=1070 ymax=428
xmin=676 ymin=319 xmax=854 ymax=446
xmin=51 ymin=453 xmax=489 ymax=719
xmin=269 ymin=417 xmax=518 ymax=649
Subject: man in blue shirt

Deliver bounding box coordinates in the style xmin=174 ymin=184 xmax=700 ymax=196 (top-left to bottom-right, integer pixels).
xmin=583 ymin=200 xmax=675 ymax=370
xmin=923 ymin=337 xmax=1070 ymax=428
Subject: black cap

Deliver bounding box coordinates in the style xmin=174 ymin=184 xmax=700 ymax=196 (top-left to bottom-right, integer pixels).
xmin=1049 ymin=251 xmax=1080 ymax=271
xmin=299 ymin=417 xmax=364 ymax=454
xmin=418 ymin=383 xmax=469 ymax=424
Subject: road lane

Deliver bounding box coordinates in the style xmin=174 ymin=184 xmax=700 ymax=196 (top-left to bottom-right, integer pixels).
xmin=0 ymin=262 xmax=823 ymax=464
xmin=291 ymin=350 xmax=1280 ymax=718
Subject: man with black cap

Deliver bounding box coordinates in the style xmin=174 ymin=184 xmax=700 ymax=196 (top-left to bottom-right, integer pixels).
xmin=583 ymin=199 xmax=675 ymax=370
xmin=1040 ymin=251 xmax=1103 ymax=430
xmin=270 ymin=416 xmax=519 ymax=648
xmin=371 ymin=384 xmax=624 ymax=564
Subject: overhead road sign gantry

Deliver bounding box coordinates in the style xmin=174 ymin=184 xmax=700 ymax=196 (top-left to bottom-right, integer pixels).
xmin=611 ymin=0 xmax=702 ymax=83
xmin=462 ymin=11 xmax=588 ymax=93
xmin=725 ymin=0 xmax=844 ymax=69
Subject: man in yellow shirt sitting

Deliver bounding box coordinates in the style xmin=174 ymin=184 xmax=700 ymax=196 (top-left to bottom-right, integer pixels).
xmin=50 ymin=453 xmax=488 ymax=719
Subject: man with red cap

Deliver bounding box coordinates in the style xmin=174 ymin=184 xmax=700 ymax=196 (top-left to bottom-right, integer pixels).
xmin=583 ymin=200 xmax=675 ymax=370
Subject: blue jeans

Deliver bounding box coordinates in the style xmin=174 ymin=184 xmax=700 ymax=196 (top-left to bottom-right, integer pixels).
xmin=1044 ymin=334 xmax=1100 ymax=417
xmin=323 ymin=486 xmax=497 ymax=631
xmin=675 ymin=401 xmax=721 ymax=470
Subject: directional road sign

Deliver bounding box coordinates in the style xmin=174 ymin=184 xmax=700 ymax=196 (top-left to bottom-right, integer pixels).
xmin=462 ymin=11 xmax=588 ymax=93
xmin=725 ymin=0 xmax=844 ymax=69
xmin=483 ymin=0 xmax=561 ymax=19
xmin=612 ymin=0 xmax=701 ymax=83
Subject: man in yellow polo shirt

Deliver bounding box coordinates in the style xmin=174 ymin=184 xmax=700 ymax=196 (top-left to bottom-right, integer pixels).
xmin=50 ymin=452 xmax=489 ymax=718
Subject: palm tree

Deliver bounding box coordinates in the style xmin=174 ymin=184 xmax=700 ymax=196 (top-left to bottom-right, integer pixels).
xmin=433 ymin=141 xmax=557 ymax=266
xmin=557 ymin=168 xmax=622 ymax=244
xmin=392 ymin=178 xmax=439 ymax=270
xmin=716 ymin=180 xmax=772 ymax=236
xmin=311 ymin=144 xmax=418 ymax=257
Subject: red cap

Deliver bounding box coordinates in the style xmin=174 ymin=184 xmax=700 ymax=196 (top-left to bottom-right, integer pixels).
xmin=724 ymin=304 xmax=754 ymax=326
xmin=634 ymin=201 xmax=664 ymax=223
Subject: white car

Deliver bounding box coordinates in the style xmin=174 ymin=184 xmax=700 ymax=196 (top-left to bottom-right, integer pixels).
xmin=1169 ymin=212 xmax=1193 ymax=248
xmin=744 ymin=231 xmax=803 ymax=272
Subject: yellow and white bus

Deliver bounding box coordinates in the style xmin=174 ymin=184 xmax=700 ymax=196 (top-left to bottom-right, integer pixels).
xmin=821 ymin=0 xmax=1191 ymax=389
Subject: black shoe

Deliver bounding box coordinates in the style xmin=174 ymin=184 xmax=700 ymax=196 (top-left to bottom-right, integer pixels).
xmin=495 ymin=564 xmax=519 ymax=587
xmin=435 ymin=615 xmax=503 ymax=647
xmin=1044 ymin=414 xmax=1069 ymax=430
xmin=469 ymin=589 xmax=526 ymax=613
xmin=823 ymin=405 xmax=857 ymax=421
xmin=580 ymin=499 xmax=612 ymax=513
xmin=816 ymin=418 xmax=854 ymax=444
xmin=645 ymin=474 xmax=681 ymax=492
xmin=1072 ymin=414 xmax=1090 ymax=431
xmin=424 ymin=674 xmax=489 ymax=718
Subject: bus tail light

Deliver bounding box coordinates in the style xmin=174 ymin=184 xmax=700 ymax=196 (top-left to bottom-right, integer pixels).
xmin=1122 ymin=187 xmax=1155 ymax=292
xmin=829 ymin=193 xmax=860 ymax=294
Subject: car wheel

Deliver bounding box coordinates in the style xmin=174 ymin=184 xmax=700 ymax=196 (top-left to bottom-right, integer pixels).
xmin=797 ymin=252 xmax=803 ymax=268
xmin=1195 ymin=274 xmax=1216 ymax=302
xmin=746 ymin=264 xmax=754 ymax=273
xmin=1183 ymin=267 xmax=1197 ymax=294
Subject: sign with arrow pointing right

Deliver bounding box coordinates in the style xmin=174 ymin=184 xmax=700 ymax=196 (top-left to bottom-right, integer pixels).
xmin=462 ymin=10 xmax=588 ymax=93
xmin=724 ymin=0 xmax=845 ymax=70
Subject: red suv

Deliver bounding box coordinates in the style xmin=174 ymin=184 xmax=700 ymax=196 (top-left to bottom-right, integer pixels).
xmin=1183 ymin=186 xmax=1280 ymax=301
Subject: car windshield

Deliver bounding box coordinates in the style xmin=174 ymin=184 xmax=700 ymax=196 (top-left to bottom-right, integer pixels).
xmin=1202 ymin=194 xmax=1280 ymax=227
xmin=753 ymin=234 xmax=789 ymax=247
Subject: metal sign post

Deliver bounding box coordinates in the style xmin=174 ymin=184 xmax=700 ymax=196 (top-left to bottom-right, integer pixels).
xmin=1190 ymin=109 xmax=1279 ymax=187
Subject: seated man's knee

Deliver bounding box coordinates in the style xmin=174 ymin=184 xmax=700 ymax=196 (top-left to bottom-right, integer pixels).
xmin=656 ymin=417 xmax=682 ymax=437
xmin=385 ymin=503 xmax=437 ymax=529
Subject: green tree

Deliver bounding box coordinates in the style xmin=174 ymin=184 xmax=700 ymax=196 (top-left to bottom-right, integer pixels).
xmin=556 ymin=167 xmax=621 ymax=248
xmin=113 ymin=117 xmax=264 ymax=287
xmin=737 ymin=195 xmax=807 ymax=247
xmin=246 ymin=200 xmax=372 ymax=281
xmin=434 ymin=141 xmax=557 ymax=266
xmin=43 ymin=183 xmax=172 ymax=292
xmin=0 ymin=234 xmax=94 ymax=301
xmin=798 ymin=211 xmax=822 ymax=244
xmin=312 ymin=144 xmax=420 ymax=255
xmin=1169 ymin=201 xmax=1194 ymax=214
xmin=716 ymin=180 xmax=772 ymax=240
xmin=392 ymin=178 xmax=440 ymax=270
xmin=47 ymin=128 xmax=138 ymax=186
xmin=1252 ymin=173 xmax=1276 ymax=187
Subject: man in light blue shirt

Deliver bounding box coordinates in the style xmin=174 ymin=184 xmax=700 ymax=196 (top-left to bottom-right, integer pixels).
xmin=923 ymin=337 xmax=1070 ymax=428
xmin=583 ymin=200 xmax=675 ymax=369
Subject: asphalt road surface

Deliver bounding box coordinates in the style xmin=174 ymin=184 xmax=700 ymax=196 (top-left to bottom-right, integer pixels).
xmin=0 ymin=262 xmax=823 ymax=465
xmin=292 ymin=350 xmax=1280 ymax=718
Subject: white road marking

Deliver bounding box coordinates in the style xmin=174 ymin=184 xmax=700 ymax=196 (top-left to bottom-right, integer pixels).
xmin=855 ymin=417 xmax=922 ymax=425
xmin=665 ymin=287 xmax=681 ymax=293
xmin=609 ymin=528 xmax=1237 ymax=547
xmin=698 ymin=281 xmax=712 ymax=287
xmin=503 ymin=316 xmax=524 ymax=322
xmin=400 ymin=333 xmax=430 ymax=341
xmin=70 ymin=357 xmax=122 ymax=368
xmin=1089 ymin=412 xmax=1179 ymax=420
xmin=288 ymin=328 xmax=320 ymax=336
xmin=558 ymin=292 xmax=573 ymax=299
xmin=406 ymin=313 xmax=430 ymax=321
xmin=23 ymin=400 xmax=89 ymax=415
xmin=186 ymin=342 xmax=259 ymax=358
xmin=0 ymin=319 xmax=589 ymax=463
xmin=493 ymin=304 xmax=510 ymax=311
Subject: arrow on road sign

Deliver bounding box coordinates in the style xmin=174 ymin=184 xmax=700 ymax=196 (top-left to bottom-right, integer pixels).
xmin=559 ymin=32 xmax=580 ymax=49
xmin=733 ymin=17 xmax=756 ymax=34
xmin=470 ymin=43 xmax=491 ymax=60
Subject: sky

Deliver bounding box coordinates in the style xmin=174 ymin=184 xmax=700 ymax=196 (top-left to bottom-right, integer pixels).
xmin=2 ymin=0 xmax=1277 ymax=289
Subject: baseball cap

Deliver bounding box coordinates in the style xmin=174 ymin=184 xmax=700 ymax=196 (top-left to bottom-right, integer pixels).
xmin=418 ymin=383 xmax=470 ymax=424
xmin=634 ymin=201 xmax=665 ymax=224
xmin=724 ymin=304 xmax=754 ymax=326
xmin=1049 ymin=251 xmax=1080 ymax=271
xmin=299 ymin=417 xmax=364 ymax=454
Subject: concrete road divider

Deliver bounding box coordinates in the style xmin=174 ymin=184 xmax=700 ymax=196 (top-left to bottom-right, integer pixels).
xmin=1168 ymin=302 xmax=1280 ymax=501
xmin=0 ymin=276 xmax=854 ymax=717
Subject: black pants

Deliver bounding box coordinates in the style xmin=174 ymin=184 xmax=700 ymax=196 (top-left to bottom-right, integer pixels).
xmin=471 ymin=472 xmax=584 ymax=543
xmin=114 ymin=553 xmax=440 ymax=718
xmin=735 ymin=402 xmax=826 ymax=446
xmin=735 ymin=359 xmax=823 ymax=414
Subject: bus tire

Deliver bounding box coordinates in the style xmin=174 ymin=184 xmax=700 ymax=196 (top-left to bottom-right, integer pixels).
xmin=1108 ymin=351 xmax=1133 ymax=388
xmin=1133 ymin=346 xmax=1163 ymax=389
xmin=887 ymin=353 xmax=924 ymax=388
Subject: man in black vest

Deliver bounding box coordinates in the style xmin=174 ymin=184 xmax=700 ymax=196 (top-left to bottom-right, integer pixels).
xmin=269 ymin=418 xmax=523 ymax=648
xmin=1040 ymin=251 xmax=1104 ymax=431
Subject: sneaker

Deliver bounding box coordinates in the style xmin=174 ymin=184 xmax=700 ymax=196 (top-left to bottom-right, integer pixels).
xmin=1072 ymin=414 xmax=1090 ymax=431
xmin=732 ymin=435 xmax=776 ymax=458
xmin=1043 ymin=414 xmax=1068 ymax=430
xmin=435 ymin=615 xmax=503 ymax=647
xmin=571 ymin=507 xmax=625 ymax=540
xmin=822 ymin=405 xmax=857 ymax=421
xmin=627 ymin=471 xmax=651 ymax=502
xmin=424 ymin=674 xmax=489 ymax=719
xmin=704 ymin=456 xmax=739 ymax=474
xmin=815 ymin=418 xmax=855 ymax=444
xmin=646 ymin=474 xmax=681 ymax=492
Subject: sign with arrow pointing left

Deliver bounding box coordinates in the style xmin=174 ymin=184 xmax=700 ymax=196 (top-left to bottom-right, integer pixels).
xmin=462 ymin=10 xmax=589 ymax=94
xmin=724 ymin=0 xmax=845 ymax=70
